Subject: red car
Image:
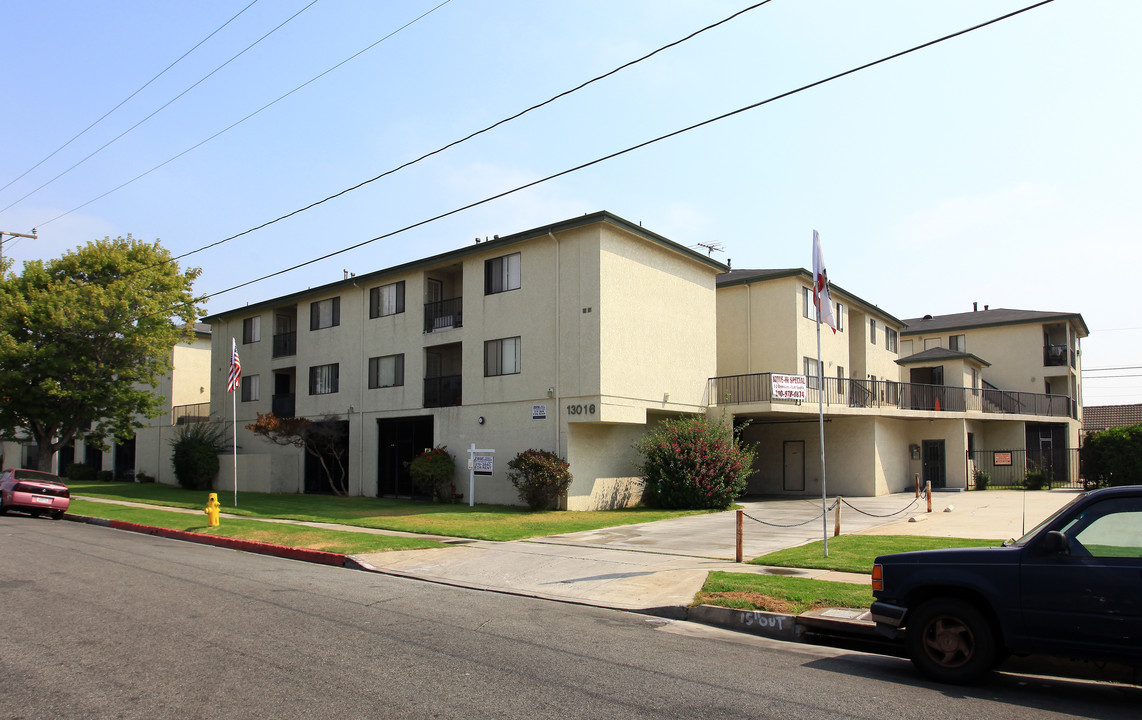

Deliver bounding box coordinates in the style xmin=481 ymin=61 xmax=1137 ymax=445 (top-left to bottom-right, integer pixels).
xmin=0 ymin=469 xmax=71 ymax=520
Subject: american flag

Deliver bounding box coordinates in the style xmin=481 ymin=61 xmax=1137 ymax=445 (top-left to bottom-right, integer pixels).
xmin=227 ymin=338 xmax=241 ymax=393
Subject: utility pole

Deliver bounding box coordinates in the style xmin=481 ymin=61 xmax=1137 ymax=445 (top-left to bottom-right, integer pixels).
xmin=0 ymin=228 xmax=37 ymax=267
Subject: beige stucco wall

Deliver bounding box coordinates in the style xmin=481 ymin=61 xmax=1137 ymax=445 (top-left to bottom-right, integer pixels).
xmin=203 ymin=217 xmax=723 ymax=508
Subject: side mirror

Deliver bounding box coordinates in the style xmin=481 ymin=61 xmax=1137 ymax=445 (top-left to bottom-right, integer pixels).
xmin=1039 ymin=530 xmax=1068 ymax=554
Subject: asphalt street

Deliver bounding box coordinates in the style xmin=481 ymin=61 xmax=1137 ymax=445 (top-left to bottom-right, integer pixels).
xmin=3 ymin=516 xmax=1138 ymax=719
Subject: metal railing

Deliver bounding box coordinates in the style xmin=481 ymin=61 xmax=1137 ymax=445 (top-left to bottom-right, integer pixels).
xmin=708 ymin=373 xmax=1073 ymax=418
xmin=172 ymin=402 xmax=210 ymax=425
xmin=272 ymin=394 xmax=295 ymax=418
xmin=424 ymin=297 xmax=463 ymax=333
xmin=424 ymin=375 xmax=462 ymax=408
xmin=273 ymin=331 xmax=297 ymax=358
xmin=967 ymin=448 xmax=1082 ymax=489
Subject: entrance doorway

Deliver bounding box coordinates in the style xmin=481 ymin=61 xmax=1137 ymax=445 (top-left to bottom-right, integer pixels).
xmin=922 ymin=440 xmax=946 ymax=489
xmin=377 ymin=416 xmax=434 ymax=497
xmin=115 ymin=436 xmax=136 ymax=480
xmin=783 ymin=440 xmax=805 ymax=491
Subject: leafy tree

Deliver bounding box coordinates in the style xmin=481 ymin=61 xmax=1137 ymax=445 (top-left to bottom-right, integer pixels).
xmin=0 ymin=236 xmax=201 ymax=472
xmin=246 ymin=413 xmax=350 ymax=496
xmin=409 ymin=446 xmax=456 ymax=502
xmin=634 ymin=414 xmax=755 ymax=509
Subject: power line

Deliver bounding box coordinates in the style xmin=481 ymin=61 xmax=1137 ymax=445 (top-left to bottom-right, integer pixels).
xmin=34 ymin=0 xmax=456 ymax=231
xmin=193 ymin=0 xmax=1057 ymax=306
xmin=0 ymin=0 xmax=322 ymax=216
xmin=1083 ymin=366 xmax=1142 ymax=372
xmin=0 ymin=1 xmax=261 ymax=196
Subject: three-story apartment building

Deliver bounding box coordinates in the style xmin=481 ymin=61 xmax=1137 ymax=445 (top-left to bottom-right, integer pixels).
xmin=202 ymin=212 xmax=725 ymax=509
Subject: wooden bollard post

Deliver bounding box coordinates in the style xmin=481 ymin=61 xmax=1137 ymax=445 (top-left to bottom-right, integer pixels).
xmin=735 ymin=509 xmax=743 ymax=563
xmin=834 ymin=496 xmax=842 ymax=537
xmin=926 ymin=481 xmax=933 ymax=512
xmin=914 ymin=473 xmax=920 ymax=498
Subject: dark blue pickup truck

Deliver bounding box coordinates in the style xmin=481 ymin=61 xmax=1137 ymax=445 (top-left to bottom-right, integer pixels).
xmin=871 ymin=485 xmax=1142 ymax=683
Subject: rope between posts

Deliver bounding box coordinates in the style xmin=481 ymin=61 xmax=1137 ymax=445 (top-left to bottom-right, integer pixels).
xmin=839 ymin=496 xmax=921 ymax=518
xmin=742 ymin=499 xmax=839 ymax=528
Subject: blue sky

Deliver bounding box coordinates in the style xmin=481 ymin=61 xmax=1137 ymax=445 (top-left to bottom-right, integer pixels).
xmin=1 ymin=1 xmax=1138 ymax=404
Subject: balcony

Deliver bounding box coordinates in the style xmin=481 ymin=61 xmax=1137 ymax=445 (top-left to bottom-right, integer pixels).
xmin=708 ymin=373 xmax=1073 ymax=418
xmin=272 ymin=393 xmax=295 ymax=418
xmin=273 ymin=331 xmax=297 ymax=358
xmin=424 ymin=375 xmax=462 ymax=408
xmin=1043 ymin=343 xmax=1074 ymax=368
xmin=424 ymin=297 xmax=463 ymax=333
xmin=172 ymin=402 xmax=210 ymax=425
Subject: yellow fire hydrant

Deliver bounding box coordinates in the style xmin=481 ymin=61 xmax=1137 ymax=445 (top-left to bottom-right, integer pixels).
xmin=204 ymin=493 xmax=221 ymax=527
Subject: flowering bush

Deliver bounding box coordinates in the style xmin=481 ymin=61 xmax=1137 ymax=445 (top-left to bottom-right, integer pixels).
xmin=634 ymin=414 xmax=754 ymax=509
xmin=507 ymin=449 xmax=573 ymax=510
xmin=409 ymin=446 xmax=456 ymax=502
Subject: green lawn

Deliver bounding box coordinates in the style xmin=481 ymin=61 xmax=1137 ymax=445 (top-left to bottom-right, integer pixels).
xmin=750 ymin=534 xmax=1000 ymax=574
xmin=67 ymin=481 xmax=711 ymax=541
xmin=696 ymin=571 xmax=875 ymax=615
xmin=68 ymin=499 xmax=448 ymax=555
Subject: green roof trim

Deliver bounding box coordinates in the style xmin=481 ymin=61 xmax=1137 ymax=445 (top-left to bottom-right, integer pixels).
xmin=717 ymin=268 xmax=905 ymax=326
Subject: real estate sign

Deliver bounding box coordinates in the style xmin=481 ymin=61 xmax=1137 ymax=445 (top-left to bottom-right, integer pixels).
xmin=772 ymin=373 xmax=808 ymax=401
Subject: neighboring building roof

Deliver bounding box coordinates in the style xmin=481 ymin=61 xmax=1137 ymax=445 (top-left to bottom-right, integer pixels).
xmin=716 ymin=268 xmax=905 ymax=327
xmin=900 ymin=308 xmax=1089 ymax=337
xmin=1082 ymin=404 xmax=1142 ymax=433
xmin=202 ymin=211 xmax=727 ymax=322
xmin=895 ymin=347 xmax=991 ymax=367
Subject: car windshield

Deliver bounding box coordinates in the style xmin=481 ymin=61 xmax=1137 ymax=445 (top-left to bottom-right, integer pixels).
xmin=1007 ymin=491 xmax=1088 ymax=546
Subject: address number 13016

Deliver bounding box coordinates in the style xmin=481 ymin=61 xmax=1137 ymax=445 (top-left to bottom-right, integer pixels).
xmin=566 ymin=404 xmax=596 ymax=415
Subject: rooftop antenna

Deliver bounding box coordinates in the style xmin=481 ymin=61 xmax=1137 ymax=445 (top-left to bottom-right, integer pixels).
xmin=696 ymin=241 xmax=724 ymax=257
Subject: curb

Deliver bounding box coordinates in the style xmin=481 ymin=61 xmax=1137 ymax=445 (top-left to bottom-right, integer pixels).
xmin=65 ymin=514 xmax=368 ymax=570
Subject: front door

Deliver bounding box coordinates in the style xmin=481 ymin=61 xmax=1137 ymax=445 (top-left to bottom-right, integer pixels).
xmin=377 ymin=416 xmax=435 ymax=498
xmin=922 ymin=440 xmax=946 ymax=489
xmin=783 ymin=441 xmax=805 ymax=492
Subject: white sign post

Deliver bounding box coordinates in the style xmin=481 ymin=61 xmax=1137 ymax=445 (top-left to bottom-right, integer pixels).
xmin=467 ymin=443 xmax=495 ymax=508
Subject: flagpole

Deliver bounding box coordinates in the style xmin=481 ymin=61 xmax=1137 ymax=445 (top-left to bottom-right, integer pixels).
xmin=817 ymin=312 xmax=828 ymax=557
xmin=232 ymin=383 xmax=238 ymax=507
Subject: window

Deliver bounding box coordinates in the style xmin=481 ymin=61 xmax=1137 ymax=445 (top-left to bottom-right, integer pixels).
xmin=485 ymin=253 xmax=521 ymax=295
xmin=971 ymin=368 xmax=980 ymax=395
xmin=924 ymin=337 xmax=942 ymax=350
xmin=837 ymin=366 xmax=845 ymax=394
xmin=369 ymin=281 xmax=405 ymax=318
xmin=869 ymin=318 xmax=877 ymax=344
xmin=240 ymin=374 xmax=260 ymax=402
xmin=242 ymin=316 xmax=261 ymax=344
xmin=802 ymin=287 xmax=817 ymax=321
xmin=901 ymin=339 xmax=914 ymax=356
xmin=950 ymin=334 xmax=966 ymax=352
xmin=803 ymin=356 xmax=820 ymax=389
xmin=309 ymin=363 xmax=339 ymax=395
xmin=485 ymin=337 xmax=521 ymax=376
xmin=835 ymin=302 xmax=844 ymax=331
xmin=886 ymin=327 xmax=898 ymax=353
xmin=368 ymin=354 xmax=405 ymax=388
xmin=310 ymin=297 xmax=340 ymax=330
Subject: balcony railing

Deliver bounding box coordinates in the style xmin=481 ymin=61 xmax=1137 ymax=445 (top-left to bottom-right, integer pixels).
xmin=172 ymin=402 xmax=210 ymax=425
xmin=424 ymin=297 xmax=463 ymax=333
xmin=272 ymin=393 xmax=296 ymax=418
xmin=708 ymin=373 xmax=1073 ymax=418
xmin=273 ymin=331 xmax=297 ymax=358
xmin=424 ymin=375 xmax=462 ymax=408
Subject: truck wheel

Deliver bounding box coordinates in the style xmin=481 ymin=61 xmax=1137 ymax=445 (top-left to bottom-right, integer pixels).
xmin=906 ymin=598 xmax=997 ymax=684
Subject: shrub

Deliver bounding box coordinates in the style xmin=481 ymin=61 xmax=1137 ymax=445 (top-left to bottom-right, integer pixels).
xmin=409 ymin=446 xmax=456 ymax=502
xmin=634 ymin=414 xmax=755 ymax=510
xmin=972 ymin=470 xmax=990 ymax=491
xmin=135 ymin=471 xmax=155 ymax=484
xmin=507 ymin=449 xmax=573 ymax=511
xmin=170 ymin=421 xmax=230 ymax=491
xmin=97 ymin=470 xmax=113 ymax=482
xmin=1080 ymin=423 xmax=1142 ymax=489
xmin=1023 ymin=466 xmax=1049 ymax=491
xmin=65 ymin=464 xmax=96 ymax=482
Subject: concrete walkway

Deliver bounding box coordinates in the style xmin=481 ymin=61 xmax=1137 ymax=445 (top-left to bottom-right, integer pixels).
xmin=353 ymin=489 xmax=1081 ymax=615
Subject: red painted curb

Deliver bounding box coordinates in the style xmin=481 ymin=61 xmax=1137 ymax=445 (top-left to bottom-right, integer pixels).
xmin=106 ymin=520 xmax=348 ymax=567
